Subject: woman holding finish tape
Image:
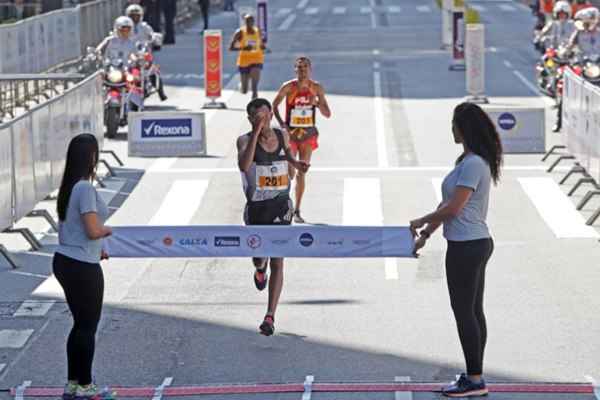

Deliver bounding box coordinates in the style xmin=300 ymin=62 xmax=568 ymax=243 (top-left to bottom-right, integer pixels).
xmin=409 ymin=103 xmax=503 ymax=398
xmin=53 ymin=133 xmax=113 ymax=400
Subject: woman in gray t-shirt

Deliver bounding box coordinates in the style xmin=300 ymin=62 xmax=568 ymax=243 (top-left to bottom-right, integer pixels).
xmin=409 ymin=103 xmax=503 ymax=398
xmin=52 ymin=134 xmax=113 ymax=399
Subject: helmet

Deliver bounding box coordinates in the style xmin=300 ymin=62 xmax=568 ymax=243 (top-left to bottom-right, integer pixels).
xmin=126 ymin=4 xmax=143 ymax=18
xmin=114 ymin=16 xmax=134 ymax=31
xmin=553 ymin=1 xmax=571 ymax=18
xmin=575 ymin=7 xmax=600 ymax=30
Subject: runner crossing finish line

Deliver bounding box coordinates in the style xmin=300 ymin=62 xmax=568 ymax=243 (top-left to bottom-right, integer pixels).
xmin=103 ymin=225 xmax=414 ymax=258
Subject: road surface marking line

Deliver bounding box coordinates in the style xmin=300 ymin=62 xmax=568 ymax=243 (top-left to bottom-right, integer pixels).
xmin=148 ymin=158 xmax=178 ymax=172
xmin=471 ymin=4 xmax=485 ymax=12
xmin=343 ymin=178 xmax=397 ymax=279
xmin=373 ymin=64 xmax=389 ymax=168
xmin=276 ymin=8 xmax=292 ymax=16
xmin=305 ymin=7 xmax=318 ymax=15
xmin=389 ymin=6 xmax=401 ymax=13
xmin=0 ymin=364 xmax=5 ymax=373
xmin=395 ymin=376 xmax=413 ymax=400
xmin=432 ymin=178 xmax=443 ymax=203
xmin=503 ymin=60 xmax=513 ymax=68
xmin=361 ymin=6 xmax=372 ymax=14
xmin=518 ymin=178 xmax=600 ymax=238
xmin=333 ymin=6 xmax=346 ymax=14
xmin=499 ymin=4 xmax=516 ymax=12
xmin=417 ymin=5 xmax=431 ymax=12
xmin=32 ymin=275 xmax=63 ymax=297
xmin=278 ymin=14 xmax=296 ymax=30
xmin=9 ymin=271 xmax=48 ymax=279
xmin=152 ymin=377 xmax=173 ymax=400
xmin=13 ymin=300 xmax=55 ymax=317
xmin=302 ymin=376 xmax=314 ymax=400
xmin=0 ymin=330 xmax=34 ymax=349
xmin=15 ymin=381 xmax=32 ymax=400
xmin=149 ymin=180 xmax=208 ymax=226
xmin=513 ymin=70 xmax=541 ymax=97
xmin=297 ymin=0 xmax=309 ymax=10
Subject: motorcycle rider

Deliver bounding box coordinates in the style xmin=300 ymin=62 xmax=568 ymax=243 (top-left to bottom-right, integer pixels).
xmin=572 ymin=0 xmax=593 ymax=16
xmin=126 ymin=4 xmax=168 ymax=101
xmin=97 ymin=16 xmax=137 ymax=63
xmin=539 ymin=1 xmax=575 ymax=49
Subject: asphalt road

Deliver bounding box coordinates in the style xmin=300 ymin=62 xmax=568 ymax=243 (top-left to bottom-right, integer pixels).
xmin=1 ymin=0 xmax=599 ymax=399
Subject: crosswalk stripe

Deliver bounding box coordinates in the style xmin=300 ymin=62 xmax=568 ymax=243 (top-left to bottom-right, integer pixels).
xmin=278 ymin=14 xmax=296 ymax=31
xmin=470 ymin=4 xmax=486 ymax=12
xmin=305 ymin=7 xmax=318 ymax=15
xmin=296 ymin=0 xmax=309 ymax=9
xmin=332 ymin=6 xmax=346 ymax=15
xmin=275 ymin=7 xmax=292 ymax=17
xmin=499 ymin=4 xmax=516 ymax=11
xmin=388 ymin=6 xmax=401 ymax=13
xmin=0 ymin=363 xmax=5 ymax=373
xmin=149 ymin=180 xmax=208 ymax=226
xmin=416 ymin=5 xmax=431 ymax=12
xmin=0 ymin=330 xmax=34 ymax=348
xmin=518 ymin=178 xmax=599 ymax=239
xmin=360 ymin=6 xmax=372 ymax=14
xmin=13 ymin=300 xmax=55 ymax=317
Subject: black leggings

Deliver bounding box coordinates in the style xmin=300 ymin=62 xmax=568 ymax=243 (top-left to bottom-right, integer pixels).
xmin=53 ymin=253 xmax=104 ymax=385
xmin=445 ymin=238 xmax=494 ymax=376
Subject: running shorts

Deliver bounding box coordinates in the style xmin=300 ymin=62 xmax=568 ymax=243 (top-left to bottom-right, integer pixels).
xmin=289 ymin=127 xmax=319 ymax=152
xmin=238 ymin=63 xmax=263 ymax=74
xmin=244 ymin=196 xmax=293 ymax=225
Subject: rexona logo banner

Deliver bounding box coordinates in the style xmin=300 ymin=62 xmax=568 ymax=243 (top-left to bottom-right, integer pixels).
xmin=104 ymin=225 xmax=416 ymax=258
xmin=141 ymin=119 xmax=193 ymax=138
xmin=129 ymin=112 xmax=206 ymax=157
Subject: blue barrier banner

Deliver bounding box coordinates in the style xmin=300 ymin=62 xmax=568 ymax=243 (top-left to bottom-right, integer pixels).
xmin=104 ymin=225 xmax=415 ymax=258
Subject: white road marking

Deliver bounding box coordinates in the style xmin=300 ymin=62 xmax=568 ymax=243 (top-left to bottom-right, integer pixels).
xmin=0 ymin=330 xmax=34 ymax=348
xmin=146 ymin=165 xmax=571 ymax=173
xmin=503 ymin=60 xmax=513 ymax=68
xmin=149 ymin=180 xmax=208 ymax=226
xmin=432 ymin=178 xmax=443 ymax=203
xmin=8 ymin=271 xmax=48 ymax=279
xmin=518 ymin=178 xmax=600 ymax=238
xmin=373 ymin=63 xmax=389 ymax=168
xmin=148 ymin=158 xmax=178 ymax=172
xmin=275 ymin=8 xmax=292 ymax=17
xmin=470 ymin=4 xmax=485 ymax=12
xmin=513 ymin=70 xmax=542 ymax=96
xmin=361 ymin=6 xmax=372 ymax=14
xmin=15 ymin=381 xmax=32 ymax=400
xmin=32 ymin=275 xmax=63 ymax=297
xmin=0 ymin=364 xmax=4 ymax=373
xmin=152 ymin=377 xmax=173 ymax=400
xmin=14 ymin=300 xmax=55 ymax=317
xmin=302 ymin=375 xmax=314 ymax=400
xmin=489 ymin=47 xmax=498 ymax=53
xmin=297 ymin=0 xmax=309 ymax=10
xmin=499 ymin=4 xmax=516 ymax=12
xmin=305 ymin=7 xmax=318 ymax=15
xmin=343 ymin=178 xmax=397 ymax=280
xmin=278 ymin=14 xmax=296 ymax=30
xmin=332 ymin=6 xmax=346 ymax=14
xmin=417 ymin=5 xmax=431 ymax=12
xmin=395 ymin=376 xmax=413 ymax=400
xmin=388 ymin=6 xmax=401 ymax=13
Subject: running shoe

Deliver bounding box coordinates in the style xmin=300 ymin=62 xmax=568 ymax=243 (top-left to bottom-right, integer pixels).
xmin=442 ymin=374 xmax=488 ymax=397
xmin=75 ymin=384 xmax=116 ymax=400
xmin=259 ymin=315 xmax=275 ymax=336
xmin=62 ymin=382 xmax=78 ymax=400
xmin=253 ymin=264 xmax=268 ymax=291
xmin=293 ymin=210 xmax=305 ymax=223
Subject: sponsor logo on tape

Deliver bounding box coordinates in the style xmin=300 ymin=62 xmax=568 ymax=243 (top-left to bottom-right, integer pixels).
xmin=327 ymin=239 xmax=344 ymax=246
xmin=299 ymin=233 xmax=314 ymax=247
xmin=141 ymin=119 xmax=193 ymax=138
xmin=136 ymin=238 xmax=158 ymax=246
xmin=247 ymin=234 xmax=262 ymax=249
xmin=179 ymin=238 xmax=208 ymax=246
xmin=163 ymin=236 xmax=173 ymax=246
xmin=352 ymin=239 xmax=371 ymax=245
xmin=498 ymin=112 xmax=517 ymax=131
xmin=271 ymin=239 xmax=289 ymax=245
xmin=215 ymin=236 xmax=241 ymax=247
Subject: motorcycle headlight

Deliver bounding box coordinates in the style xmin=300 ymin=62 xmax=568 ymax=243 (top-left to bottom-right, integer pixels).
xmin=584 ymin=64 xmax=600 ymax=79
xmin=108 ymin=69 xmax=123 ymax=83
xmin=546 ymin=58 xmax=556 ymax=68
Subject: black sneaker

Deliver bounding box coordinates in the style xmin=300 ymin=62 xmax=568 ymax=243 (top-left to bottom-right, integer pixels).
xmin=442 ymin=374 xmax=488 ymax=397
xmin=293 ymin=210 xmax=305 ymax=223
xmin=253 ymin=264 xmax=268 ymax=291
xmin=259 ymin=315 xmax=275 ymax=336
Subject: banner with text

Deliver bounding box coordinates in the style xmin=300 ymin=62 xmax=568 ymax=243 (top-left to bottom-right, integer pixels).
xmin=104 ymin=225 xmax=415 ymax=258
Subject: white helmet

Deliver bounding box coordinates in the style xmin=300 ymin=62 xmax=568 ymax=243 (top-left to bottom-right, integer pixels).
xmin=575 ymin=7 xmax=599 ymax=22
xmin=126 ymin=4 xmax=144 ymax=18
xmin=114 ymin=16 xmax=134 ymax=31
xmin=553 ymin=1 xmax=571 ymax=18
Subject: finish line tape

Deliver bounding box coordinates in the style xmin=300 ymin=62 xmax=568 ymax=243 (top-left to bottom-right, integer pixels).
xmin=11 ymin=382 xmax=595 ymax=397
xmin=104 ymin=225 xmax=415 ymax=258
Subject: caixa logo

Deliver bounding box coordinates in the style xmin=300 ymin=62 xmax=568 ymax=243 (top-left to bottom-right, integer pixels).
xmin=141 ymin=119 xmax=192 ymax=138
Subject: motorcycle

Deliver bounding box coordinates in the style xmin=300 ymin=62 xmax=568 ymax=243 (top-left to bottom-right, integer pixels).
xmin=536 ymin=46 xmax=571 ymax=98
xmin=131 ymin=39 xmax=166 ymax=101
xmin=103 ymin=57 xmax=144 ymax=139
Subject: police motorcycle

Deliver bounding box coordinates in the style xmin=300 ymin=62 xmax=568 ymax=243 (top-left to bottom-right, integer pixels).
xmin=536 ymin=45 xmax=571 ymax=98
xmin=126 ymin=4 xmax=168 ymax=102
xmin=98 ymin=17 xmax=144 ymax=138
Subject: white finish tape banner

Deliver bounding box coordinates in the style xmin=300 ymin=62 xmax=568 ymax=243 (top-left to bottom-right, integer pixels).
xmin=104 ymin=226 xmax=416 ymax=258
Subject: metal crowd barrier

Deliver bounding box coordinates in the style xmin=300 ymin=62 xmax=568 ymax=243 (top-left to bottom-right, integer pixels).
xmin=0 ymin=72 xmax=104 ymax=268
xmin=543 ymin=69 xmax=600 ymax=226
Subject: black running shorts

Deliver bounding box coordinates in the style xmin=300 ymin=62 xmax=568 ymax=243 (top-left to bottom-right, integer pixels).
xmin=244 ymin=196 xmax=293 ymax=225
